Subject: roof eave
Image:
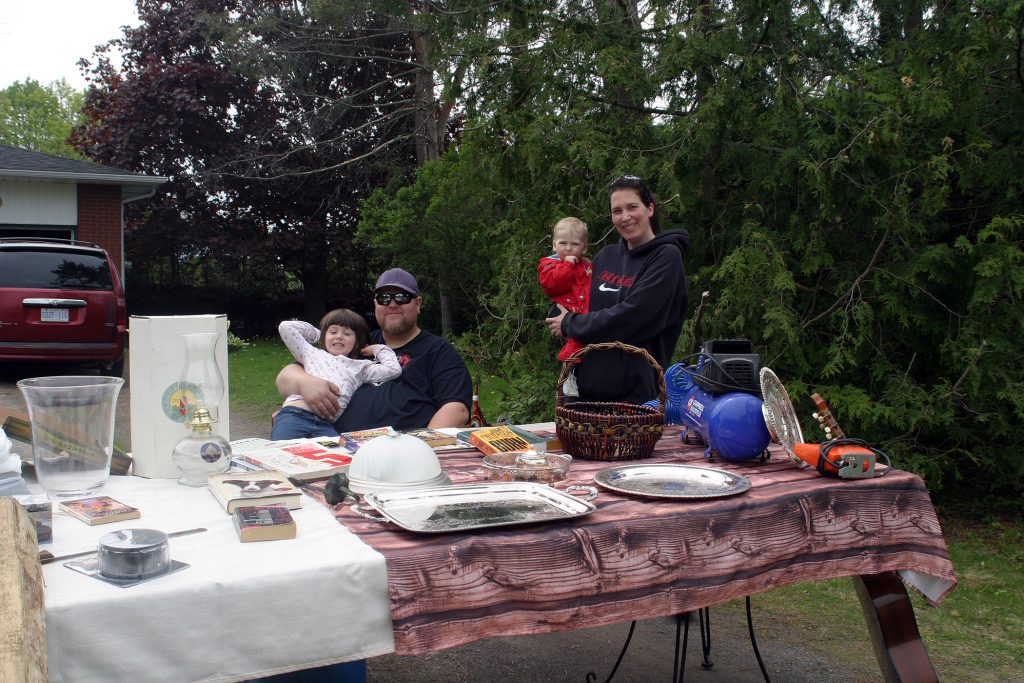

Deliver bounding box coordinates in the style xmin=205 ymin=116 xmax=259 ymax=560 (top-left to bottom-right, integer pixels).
xmin=0 ymin=169 xmax=169 ymax=185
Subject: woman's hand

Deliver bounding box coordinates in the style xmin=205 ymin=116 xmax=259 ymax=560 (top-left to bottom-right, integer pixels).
xmin=545 ymin=304 xmax=569 ymax=338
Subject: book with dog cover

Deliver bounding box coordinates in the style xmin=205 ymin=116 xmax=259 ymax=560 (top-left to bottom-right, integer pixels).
xmin=233 ymin=504 xmax=297 ymax=542
xmin=208 ymin=471 xmax=302 ymax=514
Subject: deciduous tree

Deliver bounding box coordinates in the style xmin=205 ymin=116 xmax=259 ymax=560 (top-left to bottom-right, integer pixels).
xmin=0 ymin=79 xmax=85 ymax=158
xmin=72 ymin=0 xmax=417 ymax=321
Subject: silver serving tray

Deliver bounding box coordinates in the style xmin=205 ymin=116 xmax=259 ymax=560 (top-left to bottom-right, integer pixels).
xmin=362 ymin=482 xmax=596 ymax=533
xmin=594 ymin=464 xmax=752 ymax=499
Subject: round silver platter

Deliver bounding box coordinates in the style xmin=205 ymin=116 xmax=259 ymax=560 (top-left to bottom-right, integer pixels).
xmin=758 ymin=367 xmax=809 ymax=467
xmin=594 ymin=464 xmax=752 ymax=500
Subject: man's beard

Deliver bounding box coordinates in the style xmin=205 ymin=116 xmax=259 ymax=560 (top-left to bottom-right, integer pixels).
xmin=380 ymin=316 xmax=414 ymax=337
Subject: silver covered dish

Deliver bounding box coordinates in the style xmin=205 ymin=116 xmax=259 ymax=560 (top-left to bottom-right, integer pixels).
xmin=359 ymin=481 xmax=597 ymax=533
xmin=480 ymin=450 xmax=572 ymax=484
xmin=594 ymin=464 xmax=751 ymax=499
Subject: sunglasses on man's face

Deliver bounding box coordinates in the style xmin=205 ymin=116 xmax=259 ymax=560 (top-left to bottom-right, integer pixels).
xmin=374 ymin=292 xmax=416 ymax=306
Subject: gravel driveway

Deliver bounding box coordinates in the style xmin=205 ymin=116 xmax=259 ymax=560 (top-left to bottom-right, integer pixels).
xmin=0 ymin=362 xmax=878 ymax=682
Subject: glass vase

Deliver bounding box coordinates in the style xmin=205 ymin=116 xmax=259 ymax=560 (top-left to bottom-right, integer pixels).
xmin=17 ymin=376 xmax=124 ymax=500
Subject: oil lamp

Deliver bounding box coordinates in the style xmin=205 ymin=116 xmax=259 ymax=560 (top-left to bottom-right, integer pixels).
xmin=171 ymin=332 xmax=231 ymax=486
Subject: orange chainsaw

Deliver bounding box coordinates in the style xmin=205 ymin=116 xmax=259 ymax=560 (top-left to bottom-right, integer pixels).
xmin=759 ymin=369 xmax=889 ymax=479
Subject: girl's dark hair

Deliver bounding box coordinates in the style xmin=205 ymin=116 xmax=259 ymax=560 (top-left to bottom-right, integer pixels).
xmin=608 ymin=175 xmax=661 ymax=232
xmin=318 ymin=308 xmax=371 ymax=358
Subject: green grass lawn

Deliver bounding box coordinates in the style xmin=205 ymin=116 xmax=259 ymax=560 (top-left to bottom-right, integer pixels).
xmin=750 ymin=515 xmax=1023 ymax=681
xmin=227 ymin=338 xmax=1023 ymax=679
xmin=227 ymin=337 xmax=293 ymax=416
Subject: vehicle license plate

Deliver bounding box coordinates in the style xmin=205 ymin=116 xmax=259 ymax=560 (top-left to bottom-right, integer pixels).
xmin=41 ymin=308 xmax=69 ymax=322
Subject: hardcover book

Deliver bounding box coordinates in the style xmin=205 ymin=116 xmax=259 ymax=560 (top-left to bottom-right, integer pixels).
xmin=59 ymin=496 xmax=140 ymax=526
xmin=208 ymin=471 xmax=303 ymax=514
xmin=234 ymin=438 xmax=353 ymax=482
xmin=517 ymin=426 xmax=562 ymax=452
xmin=232 ymin=504 xmax=297 ymax=542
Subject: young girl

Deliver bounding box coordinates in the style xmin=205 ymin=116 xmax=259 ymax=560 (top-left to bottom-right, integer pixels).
xmin=271 ymin=308 xmax=402 ymax=439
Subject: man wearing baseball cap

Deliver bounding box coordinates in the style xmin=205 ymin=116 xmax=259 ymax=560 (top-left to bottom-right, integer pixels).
xmin=276 ymin=267 xmax=472 ymax=430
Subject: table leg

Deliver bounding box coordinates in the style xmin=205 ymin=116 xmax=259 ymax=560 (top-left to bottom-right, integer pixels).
xmin=853 ymin=572 xmax=939 ymax=683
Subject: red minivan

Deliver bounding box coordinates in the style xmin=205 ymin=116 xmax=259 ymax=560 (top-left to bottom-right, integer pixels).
xmin=0 ymin=238 xmax=127 ymax=375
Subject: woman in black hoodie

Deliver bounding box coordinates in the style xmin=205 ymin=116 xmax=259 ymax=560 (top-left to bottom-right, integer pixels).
xmin=546 ymin=175 xmax=690 ymax=404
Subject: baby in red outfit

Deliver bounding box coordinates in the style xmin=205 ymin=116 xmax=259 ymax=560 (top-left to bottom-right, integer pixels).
xmin=537 ymin=217 xmax=592 ymax=362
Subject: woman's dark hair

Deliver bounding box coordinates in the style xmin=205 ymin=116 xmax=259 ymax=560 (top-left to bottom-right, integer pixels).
xmin=318 ymin=308 xmax=371 ymax=358
xmin=608 ymin=175 xmax=661 ymax=232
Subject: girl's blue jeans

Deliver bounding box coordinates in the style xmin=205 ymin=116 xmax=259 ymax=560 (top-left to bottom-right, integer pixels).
xmin=270 ymin=405 xmax=339 ymax=440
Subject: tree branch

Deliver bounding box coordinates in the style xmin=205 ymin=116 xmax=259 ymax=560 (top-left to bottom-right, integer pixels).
xmin=802 ymin=228 xmax=890 ymax=328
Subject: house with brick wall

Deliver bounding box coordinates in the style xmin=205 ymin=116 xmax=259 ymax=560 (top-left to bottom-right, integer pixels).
xmin=0 ymin=144 xmax=166 ymax=280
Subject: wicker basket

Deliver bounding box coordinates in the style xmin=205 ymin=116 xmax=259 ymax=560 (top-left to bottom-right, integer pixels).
xmin=554 ymin=342 xmax=666 ymax=461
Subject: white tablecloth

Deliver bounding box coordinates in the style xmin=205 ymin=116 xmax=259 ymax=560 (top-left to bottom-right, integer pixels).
xmin=41 ymin=476 xmax=394 ymax=683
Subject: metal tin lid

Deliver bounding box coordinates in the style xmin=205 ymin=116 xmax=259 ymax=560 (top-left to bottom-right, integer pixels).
xmin=98 ymin=528 xmax=168 ymax=553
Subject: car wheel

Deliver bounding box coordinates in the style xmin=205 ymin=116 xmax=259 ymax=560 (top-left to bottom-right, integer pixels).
xmin=102 ymin=356 xmax=125 ymax=378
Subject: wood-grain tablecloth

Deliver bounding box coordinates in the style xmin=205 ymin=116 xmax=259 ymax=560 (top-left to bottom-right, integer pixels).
xmin=308 ymin=427 xmax=956 ymax=655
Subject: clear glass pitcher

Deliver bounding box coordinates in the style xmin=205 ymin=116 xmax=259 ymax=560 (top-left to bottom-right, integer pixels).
xmin=17 ymin=376 xmax=124 ymax=500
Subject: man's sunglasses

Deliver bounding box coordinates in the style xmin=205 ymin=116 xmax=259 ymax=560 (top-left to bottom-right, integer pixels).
xmin=374 ymin=292 xmax=416 ymax=306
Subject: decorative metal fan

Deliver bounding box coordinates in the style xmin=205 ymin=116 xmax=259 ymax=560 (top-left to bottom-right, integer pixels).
xmin=759 ymin=368 xmax=809 ymax=467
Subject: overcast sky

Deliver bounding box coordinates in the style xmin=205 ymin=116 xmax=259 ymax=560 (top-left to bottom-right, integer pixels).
xmin=0 ymin=0 xmax=140 ymax=91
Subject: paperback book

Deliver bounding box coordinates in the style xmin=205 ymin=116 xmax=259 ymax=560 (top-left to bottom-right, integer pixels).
xmin=464 ymin=425 xmax=563 ymax=455
xmin=59 ymin=496 xmax=140 ymax=526
xmin=233 ymin=504 xmax=297 ymax=542
xmin=233 ymin=437 xmax=353 ymax=482
xmin=401 ymin=427 xmax=458 ymax=447
xmin=337 ymin=426 xmax=395 ymax=451
xmin=208 ymin=471 xmax=303 ymax=514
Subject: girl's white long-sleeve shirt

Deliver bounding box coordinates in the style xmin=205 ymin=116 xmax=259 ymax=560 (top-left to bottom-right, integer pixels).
xmin=279 ymin=320 xmax=402 ymax=421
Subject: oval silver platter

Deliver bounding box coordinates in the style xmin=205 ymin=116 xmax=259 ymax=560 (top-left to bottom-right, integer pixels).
xmin=594 ymin=464 xmax=752 ymax=500
xmin=363 ymin=482 xmax=596 ymax=533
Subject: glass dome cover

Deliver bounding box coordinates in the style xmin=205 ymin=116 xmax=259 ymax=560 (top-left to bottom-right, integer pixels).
xmin=348 ymin=433 xmax=450 ymax=494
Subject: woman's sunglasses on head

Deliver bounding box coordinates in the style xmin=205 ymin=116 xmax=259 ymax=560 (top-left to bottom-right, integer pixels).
xmin=374 ymin=292 xmax=416 ymax=306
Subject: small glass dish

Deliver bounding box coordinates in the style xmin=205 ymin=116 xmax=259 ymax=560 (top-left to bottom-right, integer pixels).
xmin=480 ymin=450 xmax=572 ymax=484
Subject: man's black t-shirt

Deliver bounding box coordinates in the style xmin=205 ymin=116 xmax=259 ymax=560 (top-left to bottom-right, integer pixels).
xmin=333 ymin=330 xmax=472 ymax=432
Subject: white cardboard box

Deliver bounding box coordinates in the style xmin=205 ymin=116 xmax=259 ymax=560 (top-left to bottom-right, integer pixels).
xmin=128 ymin=315 xmax=231 ymax=478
